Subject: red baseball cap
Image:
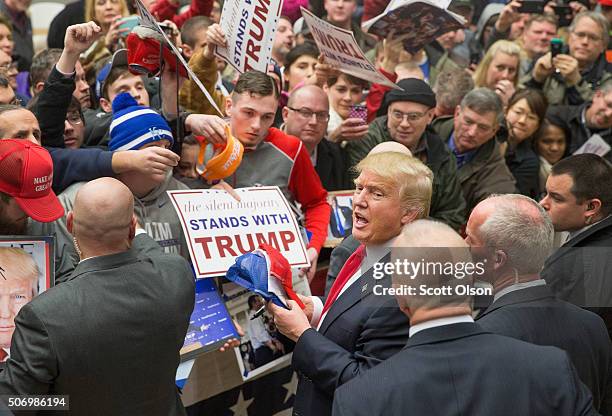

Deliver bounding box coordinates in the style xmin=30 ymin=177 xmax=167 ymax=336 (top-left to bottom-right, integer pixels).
xmin=0 ymin=139 xmax=64 ymax=222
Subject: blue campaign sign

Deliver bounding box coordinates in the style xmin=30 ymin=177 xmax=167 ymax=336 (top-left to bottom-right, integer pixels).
xmin=181 ymin=278 xmax=239 ymax=361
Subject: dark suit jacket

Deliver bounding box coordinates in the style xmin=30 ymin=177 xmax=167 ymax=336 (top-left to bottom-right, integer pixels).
xmin=542 ymin=215 xmax=612 ymax=337
xmin=292 ymin=254 xmax=410 ymax=416
xmin=477 ymin=285 xmax=612 ymax=414
xmin=329 ymin=205 xmax=352 ymax=239
xmin=315 ymin=139 xmax=352 ymax=192
xmin=333 ymin=323 xmax=598 ymax=416
xmin=0 ymin=234 xmax=195 ymax=415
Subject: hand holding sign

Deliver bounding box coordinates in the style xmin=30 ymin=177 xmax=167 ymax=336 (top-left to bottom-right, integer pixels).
xmin=204 ymin=23 xmax=228 ymax=60
xmin=306 ymin=54 xmax=341 ymax=88
xmin=300 ymin=7 xmax=401 ymax=90
xmin=215 ymin=0 xmax=283 ymax=73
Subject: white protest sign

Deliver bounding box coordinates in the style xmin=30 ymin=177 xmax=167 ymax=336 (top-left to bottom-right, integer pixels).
xmin=301 ymin=7 xmax=401 ymax=90
xmin=168 ymin=187 xmax=310 ymax=278
xmin=574 ymin=134 xmax=611 ymax=157
xmin=215 ymin=0 xmax=283 ymax=73
xmin=134 ymin=0 xmax=223 ymax=115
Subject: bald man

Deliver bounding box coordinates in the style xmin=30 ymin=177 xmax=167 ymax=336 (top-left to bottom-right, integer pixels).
xmin=468 ymin=194 xmax=612 ymax=414
xmin=283 ymin=85 xmax=351 ymax=191
xmin=0 ymin=178 xmax=195 ymax=416
xmin=333 ymin=220 xmax=598 ymax=416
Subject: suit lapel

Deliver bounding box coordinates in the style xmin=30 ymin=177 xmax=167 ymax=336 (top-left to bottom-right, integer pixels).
xmin=319 ymin=270 xmax=372 ymax=334
xmin=544 ymin=216 xmax=612 ymax=267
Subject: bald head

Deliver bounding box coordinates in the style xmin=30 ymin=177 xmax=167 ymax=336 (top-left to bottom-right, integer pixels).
xmin=369 ymin=141 xmax=412 ymax=157
xmin=287 ymin=84 xmax=329 ymax=108
xmin=392 ymin=219 xmax=473 ymax=314
xmin=70 ymin=177 xmax=136 ymax=254
xmin=396 ymin=219 xmax=467 ymax=248
xmin=467 ymin=194 xmax=553 ymax=278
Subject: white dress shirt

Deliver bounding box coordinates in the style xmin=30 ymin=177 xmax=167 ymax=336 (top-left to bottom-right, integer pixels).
xmin=310 ymin=243 xmax=390 ymax=329
xmin=409 ymin=315 xmax=474 ymax=338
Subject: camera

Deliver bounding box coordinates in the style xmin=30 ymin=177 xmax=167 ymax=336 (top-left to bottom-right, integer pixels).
xmin=517 ymin=0 xmax=545 ymax=14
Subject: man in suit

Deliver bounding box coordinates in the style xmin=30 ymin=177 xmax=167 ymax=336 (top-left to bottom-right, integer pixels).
xmin=282 ymin=85 xmax=352 ymax=192
xmin=269 ymin=150 xmax=434 ymax=416
xmin=332 ymin=220 xmax=598 ymax=416
xmin=0 ymin=177 xmax=195 ymax=415
xmin=540 ymin=154 xmax=612 ymax=337
xmin=467 ymin=194 xmax=612 ymax=414
xmin=329 ymin=196 xmax=352 ymax=239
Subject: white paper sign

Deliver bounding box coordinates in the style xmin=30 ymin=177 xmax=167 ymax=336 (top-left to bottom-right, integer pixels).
xmin=168 ymin=187 xmax=310 ymax=278
xmin=573 ymin=134 xmax=611 ymax=157
xmin=134 ymin=0 xmax=223 ymax=115
xmin=215 ymin=0 xmax=283 ymax=73
xmin=301 ymin=7 xmax=401 ymax=90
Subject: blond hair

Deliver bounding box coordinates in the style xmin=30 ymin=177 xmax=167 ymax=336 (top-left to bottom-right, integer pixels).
xmin=473 ymin=40 xmax=522 ymax=88
xmin=0 ymin=247 xmax=39 ymax=285
xmin=84 ymin=0 xmax=128 ymax=29
xmin=355 ymin=152 xmax=433 ymax=219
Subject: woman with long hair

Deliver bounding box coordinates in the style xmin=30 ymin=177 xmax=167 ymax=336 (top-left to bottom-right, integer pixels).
xmin=473 ymin=40 xmax=522 ymax=108
xmin=502 ymin=88 xmax=548 ymax=198
xmin=81 ymin=0 xmax=129 ymax=77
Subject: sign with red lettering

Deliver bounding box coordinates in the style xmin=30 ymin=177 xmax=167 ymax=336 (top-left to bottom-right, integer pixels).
xmin=134 ymin=0 xmax=223 ymax=115
xmin=168 ymin=187 xmax=310 ymax=278
xmin=301 ymin=7 xmax=401 ymax=90
xmin=215 ymin=0 xmax=283 ymax=73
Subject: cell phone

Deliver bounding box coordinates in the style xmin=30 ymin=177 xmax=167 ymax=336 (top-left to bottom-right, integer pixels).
xmin=349 ymin=105 xmax=367 ymax=123
xmin=470 ymin=51 xmax=480 ymax=66
xmin=517 ymin=0 xmax=545 ymax=13
xmin=118 ymin=15 xmax=139 ymax=36
xmin=550 ymin=38 xmax=567 ymax=59
xmin=553 ymin=5 xmax=573 ymax=27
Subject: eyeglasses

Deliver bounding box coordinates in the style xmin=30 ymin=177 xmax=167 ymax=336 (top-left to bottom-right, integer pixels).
xmin=571 ymin=31 xmax=602 ymax=42
xmin=390 ymin=110 xmax=427 ymax=123
xmin=287 ymin=106 xmax=330 ymax=122
xmin=0 ymin=62 xmax=17 ymax=72
xmin=66 ymin=113 xmax=83 ymax=125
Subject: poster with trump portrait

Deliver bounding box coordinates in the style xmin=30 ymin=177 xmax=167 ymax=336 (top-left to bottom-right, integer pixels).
xmin=0 ymin=236 xmax=54 ymax=362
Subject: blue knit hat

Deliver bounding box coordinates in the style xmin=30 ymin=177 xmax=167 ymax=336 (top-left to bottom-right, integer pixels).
xmin=108 ymin=92 xmax=174 ymax=151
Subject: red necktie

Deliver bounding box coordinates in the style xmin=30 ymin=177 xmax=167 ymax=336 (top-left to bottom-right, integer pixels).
xmin=321 ymin=245 xmax=366 ymax=316
xmin=0 ymin=349 xmax=7 ymax=362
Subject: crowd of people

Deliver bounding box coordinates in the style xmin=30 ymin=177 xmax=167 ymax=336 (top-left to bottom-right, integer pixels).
xmin=0 ymin=0 xmax=610 ymax=413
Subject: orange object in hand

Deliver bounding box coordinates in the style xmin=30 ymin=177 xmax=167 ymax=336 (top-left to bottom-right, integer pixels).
xmin=195 ymin=125 xmax=244 ymax=181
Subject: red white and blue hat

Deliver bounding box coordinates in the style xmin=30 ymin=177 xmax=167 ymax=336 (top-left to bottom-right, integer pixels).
xmin=226 ymin=244 xmax=305 ymax=310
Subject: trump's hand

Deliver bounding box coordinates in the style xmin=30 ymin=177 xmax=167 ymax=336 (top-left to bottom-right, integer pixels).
xmin=296 ymin=294 xmax=314 ymax=322
xmin=267 ymin=300 xmax=311 ymax=342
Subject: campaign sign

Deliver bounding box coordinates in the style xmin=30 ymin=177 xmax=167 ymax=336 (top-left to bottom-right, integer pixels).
xmin=134 ymin=0 xmax=223 ymax=115
xmin=215 ymin=0 xmax=284 ymax=73
xmin=301 ymin=7 xmax=400 ymax=90
xmin=168 ymin=187 xmax=310 ymax=278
